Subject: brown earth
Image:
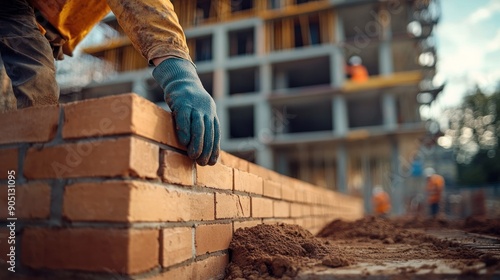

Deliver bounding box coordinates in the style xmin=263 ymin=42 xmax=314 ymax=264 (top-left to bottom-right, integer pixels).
xmin=225 ymin=216 xmax=500 ymax=279
xmin=225 ymin=223 xmax=351 ymax=280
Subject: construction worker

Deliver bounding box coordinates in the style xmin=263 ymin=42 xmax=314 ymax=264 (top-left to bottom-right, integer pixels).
xmin=424 ymin=167 xmax=445 ymax=218
xmin=0 ymin=0 xmax=219 ymax=166
xmin=345 ymin=56 xmax=369 ymax=83
xmin=372 ymin=185 xmax=391 ymax=217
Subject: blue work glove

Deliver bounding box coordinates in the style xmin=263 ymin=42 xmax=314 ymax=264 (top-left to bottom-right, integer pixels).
xmin=153 ymin=58 xmax=220 ymax=166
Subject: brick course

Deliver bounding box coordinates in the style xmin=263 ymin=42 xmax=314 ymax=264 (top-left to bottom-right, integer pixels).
xmin=161 ymin=227 xmax=193 ymax=267
xmin=160 ymin=150 xmax=194 ymax=185
xmin=196 ymin=163 xmax=233 ymax=190
xmin=22 ymin=228 xmax=159 ymax=274
xmin=0 ymin=148 xmax=18 ymax=179
xmin=0 ymin=183 xmax=51 ymax=219
xmin=234 ymin=169 xmax=263 ymax=195
xmin=63 ymin=180 xmax=214 ymax=222
xmin=24 ymin=137 xmax=158 ymax=179
xmin=215 ymin=193 xmax=251 ymax=219
xmin=0 ymin=105 xmax=59 ymax=145
xmin=195 ymin=223 xmax=232 ymax=256
xmin=5 ymin=93 xmax=363 ymax=279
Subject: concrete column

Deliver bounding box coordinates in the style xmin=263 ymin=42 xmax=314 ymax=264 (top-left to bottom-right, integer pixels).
xmin=332 ymin=11 xmax=346 ymax=88
xmin=383 ymin=93 xmax=397 ymax=130
xmin=217 ymin=99 xmax=230 ymax=146
xmin=378 ymin=7 xmax=393 ymax=75
xmin=255 ymin=19 xmax=266 ymax=56
xmin=362 ymin=147 xmax=372 ymax=214
xmin=333 ymin=95 xmax=348 ymax=136
xmin=379 ymin=41 xmax=393 ymax=75
xmin=390 ymin=138 xmax=404 ymax=215
xmin=213 ymin=26 xmax=228 ymax=99
xmin=336 ymin=143 xmax=348 ymax=193
xmin=260 ymin=63 xmax=272 ymax=95
xmin=255 ymin=100 xmax=273 ymax=169
xmin=334 ymin=10 xmax=345 ymax=43
xmin=331 ymin=47 xmax=345 ymax=88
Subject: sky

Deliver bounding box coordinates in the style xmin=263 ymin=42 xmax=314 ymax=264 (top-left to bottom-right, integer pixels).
xmin=430 ymin=0 xmax=500 ymax=116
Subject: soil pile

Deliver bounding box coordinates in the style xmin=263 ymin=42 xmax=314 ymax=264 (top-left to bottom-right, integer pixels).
xmin=389 ymin=216 xmax=500 ymax=237
xmin=225 ymin=223 xmax=350 ymax=280
xmin=317 ymin=216 xmax=481 ymax=258
xmin=463 ymin=216 xmax=500 ymax=236
xmin=225 ymin=217 xmax=499 ymax=278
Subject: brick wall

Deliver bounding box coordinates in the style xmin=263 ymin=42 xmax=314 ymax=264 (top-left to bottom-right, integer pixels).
xmin=0 ymin=93 xmax=363 ymax=279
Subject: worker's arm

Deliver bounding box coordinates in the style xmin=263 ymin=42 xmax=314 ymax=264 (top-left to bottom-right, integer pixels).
xmin=106 ymin=0 xmax=220 ymax=166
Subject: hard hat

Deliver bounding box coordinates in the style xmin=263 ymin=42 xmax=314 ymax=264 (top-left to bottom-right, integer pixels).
xmin=349 ymin=56 xmax=362 ymax=66
xmin=373 ymin=185 xmax=384 ymax=195
xmin=424 ymin=167 xmax=435 ymax=177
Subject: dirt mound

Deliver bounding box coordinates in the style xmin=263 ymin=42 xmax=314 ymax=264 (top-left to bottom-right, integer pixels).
xmin=463 ymin=216 xmax=500 ymax=236
xmin=225 ymin=223 xmax=350 ymax=280
xmin=317 ymin=216 xmax=426 ymax=244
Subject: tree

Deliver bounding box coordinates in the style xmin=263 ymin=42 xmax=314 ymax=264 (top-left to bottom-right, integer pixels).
xmin=444 ymin=86 xmax=500 ymax=185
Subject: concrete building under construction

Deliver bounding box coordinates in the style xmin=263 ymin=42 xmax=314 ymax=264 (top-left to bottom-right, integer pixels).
xmin=61 ymin=0 xmax=442 ymax=214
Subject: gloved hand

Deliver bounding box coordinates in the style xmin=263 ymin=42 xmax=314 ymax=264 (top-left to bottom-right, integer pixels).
xmin=153 ymin=57 xmax=220 ymax=166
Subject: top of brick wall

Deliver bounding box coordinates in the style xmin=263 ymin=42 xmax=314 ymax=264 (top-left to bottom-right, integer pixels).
xmin=0 ymin=93 xmax=183 ymax=149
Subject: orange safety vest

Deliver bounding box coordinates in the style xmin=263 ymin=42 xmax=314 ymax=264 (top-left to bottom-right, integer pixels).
xmin=30 ymin=0 xmax=192 ymax=63
xmin=426 ymin=174 xmax=444 ymax=204
xmin=372 ymin=191 xmax=391 ymax=215
xmin=31 ymin=0 xmax=111 ymax=55
xmin=347 ymin=64 xmax=369 ymax=83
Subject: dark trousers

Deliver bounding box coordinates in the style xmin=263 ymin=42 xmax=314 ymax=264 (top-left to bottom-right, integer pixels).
xmin=0 ymin=0 xmax=59 ymax=108
xmin=430 ymin=203 xmax=439 ymax=218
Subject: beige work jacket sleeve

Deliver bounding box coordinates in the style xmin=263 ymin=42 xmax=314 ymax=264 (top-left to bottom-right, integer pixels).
xmin=106 ymin=0 xmax=192 ymax=64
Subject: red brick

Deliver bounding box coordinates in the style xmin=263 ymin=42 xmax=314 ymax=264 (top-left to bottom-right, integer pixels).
xmin=234 ymin=169 xmax=262 ymax=195
xmin=192 ymin=254 xmax=229 ymax=279
xmin=160 ymin=150 xmax=194 ymax=186
xmin=281 ymin=183 xmax=295 ymax=201
xmin=291 ymin=179 xmax=309 ymax=203
xmin=302 ymin=205 xmax=312 ymax=216
xmin=263 ymin=180 xmax=281 ymax=199
xmin=189 ymin=192 xmax=215 ymax=221
xmin=0 ymin=149 xmax=18 ymax=179
xmin=63 ymin=181 xmax=214 ymax=222
xmin=251 ymin=197 xmax=273 ymax=218
xmin=220 ymin=151 xmax=248 ymax=171
xmin=248 ymin=162 xmax=271 ymax=180
xmin=234 ymin=220 xmax=262 ymax=232
xmin=195 ymin=223 xmax=232 ymax=255
xmin=0 ymin=105 xmax=59 ymax=145
xmin=302 ymin=218 xmax=314 ymax=232
xmin=148 ymin=254 xmax=229 ymax=280
xmin=62 ymin=94 xmax=183 ymax=150
xmin=147 ymin=264 xmax=192 ymax=280
xmin=196 ymin=163 xmax=233 ymax=190
xmin=0 ymin=229 xmax=11 ymax=263
xmin=0 ymin=183 xmax=50 ymax=219
xmin=24 ymin=136 xmax=158 ymax=179
xmin=22 ymin=228 xmax=159 ymax=274
xmin=273 ymin=201 xmax=290 ymax=218
xmin=215 ymin=193 xmax=250 ymax=219
xmin=290 ymin=203 xmax=303 ymax=218
xmin=161 ymin=227 xmax=193 ymax=267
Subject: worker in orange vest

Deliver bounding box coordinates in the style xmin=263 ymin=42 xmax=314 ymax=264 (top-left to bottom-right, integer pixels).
xmin=425 ymin=167 xmax=445 ymax=218
xmin=345 ymin=56 xmax=369 ymax=83
xmin=372 ymin=185 xmax=391 ymax=217
xmin=0 ymin=0 xmax=219 ymax=166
